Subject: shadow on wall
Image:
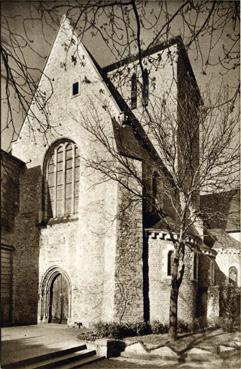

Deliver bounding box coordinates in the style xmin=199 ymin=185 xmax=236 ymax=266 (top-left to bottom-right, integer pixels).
xmin=196 ymin=259 xmax=241 ymax=327
xmin=200 ymin=190 xmax=240 ymax=231
xmin=143 ymin=233 xmax=150 ymax=322
xmin=215 ymin=262 xmax=241 ymax=319
xmin=12 ymin=165 xmax=42 ymax=325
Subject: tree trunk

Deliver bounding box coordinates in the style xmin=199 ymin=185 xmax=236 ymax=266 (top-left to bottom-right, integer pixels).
xmin=169 ymin=282 xmax=179 ymax=340
xmin=168 ymin=240 xmax=185 ymax=340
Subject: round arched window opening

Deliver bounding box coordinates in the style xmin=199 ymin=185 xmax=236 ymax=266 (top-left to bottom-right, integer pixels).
xmin=44 ymin=139 xmax=80 ymax=219
xmin=167 ymin=250 xmax=174 ymax=276
xmin=229 ymin=266 xmax=238 ymax=285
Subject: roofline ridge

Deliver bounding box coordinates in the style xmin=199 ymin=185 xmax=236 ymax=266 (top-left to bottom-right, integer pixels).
xmin=102 ymin=35 xmax=183 ymax=73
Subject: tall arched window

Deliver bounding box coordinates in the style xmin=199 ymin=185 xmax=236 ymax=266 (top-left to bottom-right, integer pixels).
xmin=167 ymin=250 xmax=174 ymax=276
xmin=142 ymin=68 xmax=149 ymax=106
xmin=131 ymin=73 xmax=137 ymax=109
xmin=44 ymin=140 xmax=80 ymax=219
xmin=229 ymin=266 xmax=238 ymax=285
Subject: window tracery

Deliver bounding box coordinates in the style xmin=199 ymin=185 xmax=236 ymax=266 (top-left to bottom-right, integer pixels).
xmin=44 ymin=140 xmax=80 ymax=219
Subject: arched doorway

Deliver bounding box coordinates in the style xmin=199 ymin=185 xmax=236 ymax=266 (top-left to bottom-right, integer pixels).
xmin=40 ymin=267 xmax=71 ymax=324
xmin=49 ymin=273 xmax=69 ymax=323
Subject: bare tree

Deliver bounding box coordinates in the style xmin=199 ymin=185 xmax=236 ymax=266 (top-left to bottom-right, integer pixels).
xmin=73 ymin=70 xmax=239 ymax=338
xmin=1 ymin=1 xmax=239 ymax=147
xmin=1 ymin=0 xmax=239 ymax=340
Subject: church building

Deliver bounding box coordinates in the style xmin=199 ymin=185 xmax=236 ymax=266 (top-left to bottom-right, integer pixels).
xmin=1 ymin=16 xmax=239 ymax=328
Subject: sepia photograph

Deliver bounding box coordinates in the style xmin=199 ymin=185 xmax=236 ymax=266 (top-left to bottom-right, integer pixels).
xmin=1 ymin=1 xmax=240 ymax=368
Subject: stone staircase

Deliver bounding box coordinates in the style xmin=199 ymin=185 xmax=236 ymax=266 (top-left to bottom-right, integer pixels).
xmin=2 ymin=344 xmax=104 ymax=369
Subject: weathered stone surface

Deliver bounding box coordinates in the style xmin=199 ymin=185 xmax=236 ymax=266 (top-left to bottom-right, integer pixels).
xmin=124 ymin=342 xmax=148 ymax=355
xmin=149 ymin=238 xmax=199 ymax=324
xmin=151 ymin=345 xmax=179 ymax=359
xmin=8 ymin=16 xmax=148 ymax=327
xmin=113 ymin=161 xmax=144 ymax=322
xmin=207 ymin=286 xmax=220 ymax=323
xmin=3 ymin=14 xmax=206 ymax=328
xmin=233 ymin=340 xmax=241 ymax=348
xmin=185 ymin=347 xmax=213 ymax=362
xmin=219 ymin=345 xmax=236 ymax=353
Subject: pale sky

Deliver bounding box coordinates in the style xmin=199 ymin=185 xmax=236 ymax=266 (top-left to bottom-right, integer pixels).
xmin=1 ymin=0 xmax=239 ymax=150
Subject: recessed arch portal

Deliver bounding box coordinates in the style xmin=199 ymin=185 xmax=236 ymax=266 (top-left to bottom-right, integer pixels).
xmin=39 ymin=267 xmax=71 ymax=324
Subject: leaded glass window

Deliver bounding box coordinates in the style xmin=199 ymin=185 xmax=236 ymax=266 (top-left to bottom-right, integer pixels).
xmin=44 ymin=140 xmax=80 ymax=219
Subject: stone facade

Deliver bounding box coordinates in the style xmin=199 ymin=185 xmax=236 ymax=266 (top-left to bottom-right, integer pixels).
xmin=1 ymin=16 xmax=228 ymax=328
xmin=201 ymin=190 xmax=241 ymax=322
xmin=147 ymin=230 xmax=216 ymax=325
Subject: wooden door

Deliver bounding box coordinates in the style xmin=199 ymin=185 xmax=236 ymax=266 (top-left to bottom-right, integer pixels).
xmin=50 ymin=274 xmax=68 ymax=323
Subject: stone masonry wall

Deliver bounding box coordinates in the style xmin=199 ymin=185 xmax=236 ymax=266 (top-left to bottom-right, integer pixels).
xmin=207 ymin=286 xmax=220 ymax=323
xmin=178 ymin=246 xmax=198 ymax=324
xmin=113 ymin=158 xmax=144 ymax=323
xmin=149 ymin=234 xmax=198 ymax=324
xmin=11 ymin=17 xmax=122 ymax=326
xmin=38 ymin=173 xmax=118 ymax=326
xmin=107 ymin=44 xmax=178 ymax=171
xmin=8 ymin=17 xmax=202 ymax=327
xmin=215 ymin=251 xmax=241 ymax=287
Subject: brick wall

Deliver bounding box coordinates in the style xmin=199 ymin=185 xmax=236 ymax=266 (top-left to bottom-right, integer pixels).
xmin=1 ymin=152 xmax=24 ymax=325
xmin=1 ymin=152 xmax=41 ymax=324
xmin=1 ymin=151 xmax=23 ymax=232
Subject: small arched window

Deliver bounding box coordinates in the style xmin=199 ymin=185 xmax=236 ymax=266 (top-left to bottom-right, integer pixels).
xmin=142 ymin=68 xmax=149 ymax=106
xmin=44 ymin=140 xmax=80 ymax=219
xmin=229 ymin=266 xmax=238 ymax=285
xmin=193 ymin=253 xmax=198 ymax=281
xmin=167 ymin=250 xmax=174 ymax=276
xmin=131 ymin=73 xmax=137 ymax=109
xmin=210 ymin=259 xmax=215 ymax=285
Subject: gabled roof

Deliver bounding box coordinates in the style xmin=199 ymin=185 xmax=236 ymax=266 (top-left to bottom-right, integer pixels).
xmin=145 ymin=216 xmax=202 ymax=242
xmin=102 ymin=36 xmax=182 ymax=73
xmin=1 ymin=149 xmax=25 ymax=166
xmin=205 ymin=228 xmax=241 ymax=251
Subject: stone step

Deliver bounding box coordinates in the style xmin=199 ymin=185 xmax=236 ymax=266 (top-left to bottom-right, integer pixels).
xmin=57 ymin=355 xmax=105 ymax=368
xmin=23 ymin=349 xmax=98 ymax=369
xmin=2 ymin=345 xmax=96 ymax=369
